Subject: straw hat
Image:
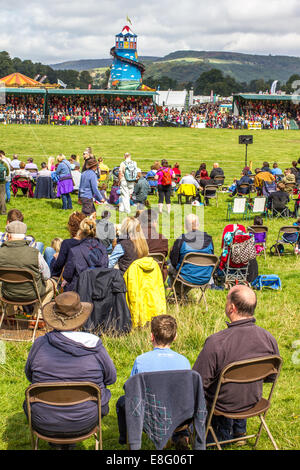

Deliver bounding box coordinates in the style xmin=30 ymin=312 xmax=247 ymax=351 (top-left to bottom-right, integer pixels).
xmin=43 ymin=292 xmax=93 ymax=331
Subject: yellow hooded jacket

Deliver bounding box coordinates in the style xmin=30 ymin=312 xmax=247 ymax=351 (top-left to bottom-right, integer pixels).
xmin=124 ymin=257 xmax=167 ymax=329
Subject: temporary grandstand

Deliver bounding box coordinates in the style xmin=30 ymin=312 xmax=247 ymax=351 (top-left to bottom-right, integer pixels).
xmin=0 ymin=72 xmax=158 ymax=120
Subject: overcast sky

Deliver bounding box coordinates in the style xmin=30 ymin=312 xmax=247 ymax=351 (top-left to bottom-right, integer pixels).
xmin=1 ymin=0 xmax=300 ymax=64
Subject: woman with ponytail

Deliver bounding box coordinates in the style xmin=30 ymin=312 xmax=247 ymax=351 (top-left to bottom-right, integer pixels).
xmin=63 ymin=217 xmax=108 ymax=291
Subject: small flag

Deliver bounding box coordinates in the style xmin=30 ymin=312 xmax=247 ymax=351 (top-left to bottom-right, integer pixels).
xmin=270 ymin=80 xmax=278 ymax=94
xmin=39 ymin=75 xmax=47 ymax=83
xmin=88 ymin=84 xmax=92 ymax=90
xmin=34 ymin=74 xmax=40 ymax=81
xmin=126 ymin=15 xmax=132 ymax=25
xmin=57 ymin=79 xmax=67 ymax=89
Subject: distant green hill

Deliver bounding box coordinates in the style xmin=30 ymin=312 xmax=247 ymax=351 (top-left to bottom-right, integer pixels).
xmin=50 ymin=56 xmax=160 ymax=71
xmin=143 ymin=50 xmax=300 ymax=84
xmin=51 ymin=50 xmax=300 ymax=85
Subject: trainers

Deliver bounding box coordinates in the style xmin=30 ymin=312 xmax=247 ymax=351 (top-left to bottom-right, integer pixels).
xmin=234 ymin=433 xmax=247 ymax=447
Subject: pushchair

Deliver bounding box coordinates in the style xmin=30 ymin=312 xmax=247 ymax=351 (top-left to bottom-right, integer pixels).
xmin=262 ymin=180 xmax=276 ymax=198
xmin=215 ymin=224 xmax=257 ymax=289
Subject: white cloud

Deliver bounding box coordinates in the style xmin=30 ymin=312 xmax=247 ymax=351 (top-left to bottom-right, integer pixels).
xmin=1 ymin=0 xmax=300 ymax=63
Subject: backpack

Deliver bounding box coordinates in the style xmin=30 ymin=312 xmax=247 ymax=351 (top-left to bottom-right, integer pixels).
xmin=0 ymin=161 xmax=7 ymax=183
xmin=124 ymin=160 xmax=137 ymax=182
xmin=160 ymin=167 xmax=172 ymax=186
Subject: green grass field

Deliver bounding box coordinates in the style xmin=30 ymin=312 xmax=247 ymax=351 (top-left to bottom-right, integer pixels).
xmin=0 ymin=125 xmax=299 ymax=451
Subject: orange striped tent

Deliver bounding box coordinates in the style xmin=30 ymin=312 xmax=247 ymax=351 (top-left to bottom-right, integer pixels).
xmin=0 ymin=73 xmax=42 ymax=87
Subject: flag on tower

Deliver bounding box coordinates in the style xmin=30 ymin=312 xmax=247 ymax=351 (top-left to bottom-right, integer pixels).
xmin=126 ymin=15 xmax=132 ymax=25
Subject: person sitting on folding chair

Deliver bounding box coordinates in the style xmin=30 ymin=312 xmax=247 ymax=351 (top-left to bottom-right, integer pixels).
xmin=116 ymin=315 xmax=192 ymax=451
xmin=193 ymin=285 xmax=280 ymax=446
xmin=168 ymin=214 xmax=214 ymax=299
xmin=0 ymin=221 xmax=57 ymax=317
xmin=267 ymin=182 xmax=290 ymax=217
xmin=254 ymin=168 xmax=275 ymax=195
xmin=230 ymin=169 xmax=253 ymax=196
xmin=23 ymin=291 xmax=117 ymax=449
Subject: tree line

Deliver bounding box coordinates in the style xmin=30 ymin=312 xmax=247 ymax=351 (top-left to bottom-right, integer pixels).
xmin=0 ymin=51 xmax=93 ymax=89
xmin=144 ymin=69 xmax=300 ymax=95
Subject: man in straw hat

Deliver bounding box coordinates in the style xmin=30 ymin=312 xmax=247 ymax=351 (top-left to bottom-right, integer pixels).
xmin=24 ymin=291 xmax=117 ymax=446
xmin=79 ymin=157 xmax=106 ymax=215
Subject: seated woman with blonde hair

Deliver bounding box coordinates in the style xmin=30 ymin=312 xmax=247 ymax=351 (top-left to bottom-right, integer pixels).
xmin=108 ymin=216 xmax=149 ymax=273
xmin=63 ymin=217 xmax=108 ymax=291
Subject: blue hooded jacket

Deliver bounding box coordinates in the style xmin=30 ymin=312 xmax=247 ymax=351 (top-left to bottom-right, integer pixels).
xmin=170 ymin=230 xmax=214 ymax=284
xmin=24 ymin=331 xmax=117 ymax=435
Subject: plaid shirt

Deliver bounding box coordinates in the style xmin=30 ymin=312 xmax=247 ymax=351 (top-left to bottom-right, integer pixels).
xmin=0 ymin=232 xmax=37 ymax=248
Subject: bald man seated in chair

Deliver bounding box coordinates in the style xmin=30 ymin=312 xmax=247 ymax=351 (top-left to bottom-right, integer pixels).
xmin=193 ymin=285 xmax=280 ymax=445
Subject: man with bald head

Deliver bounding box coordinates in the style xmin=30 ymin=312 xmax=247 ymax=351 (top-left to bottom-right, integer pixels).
xmin=168 ymin=214 xmax=214 ymax=298
xmin=209 ymin=162 xmax=224 ymax=180
xmin=193 ymin=285 xmax=279 ymax=444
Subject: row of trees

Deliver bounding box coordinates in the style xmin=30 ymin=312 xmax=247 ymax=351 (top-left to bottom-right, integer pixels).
xmin=2 ymin=49 xmax=300 ymax=95
xmin=144 ymin=68 xmax=300 ymax=95
xmin=0 ymin=51 xmax=93 ymax=89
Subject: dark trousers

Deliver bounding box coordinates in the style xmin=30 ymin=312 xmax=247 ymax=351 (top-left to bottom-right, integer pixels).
xmin=158 ymin=185 xmax=172 ymax=204
xmin=0 ymin=183 xmax=6 ymax=215
xmin=207 ymin=416 xmax=247 ymax=443
xmin=61 ymin=193 xmax=73 ymax=210
xmin=23 ymin=401 xmax=109 ymax=438
xmin=80 ymin=197 xmax=96 ymax=215
xmin=116 ymin=395 xmax=189 ymax=446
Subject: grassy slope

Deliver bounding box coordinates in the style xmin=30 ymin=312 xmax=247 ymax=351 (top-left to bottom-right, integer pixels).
xmin=0 ymin=125 xmax=299 ymax=450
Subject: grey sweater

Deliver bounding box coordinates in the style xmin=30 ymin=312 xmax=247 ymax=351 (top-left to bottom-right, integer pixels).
xmin=124 ymin=369 xmax=207 ymax=450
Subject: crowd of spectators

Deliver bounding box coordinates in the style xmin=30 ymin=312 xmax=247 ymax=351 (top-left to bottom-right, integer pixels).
xmin=48 ymin=95 xmax=156 ymax=126
xmin=0 ymin=93 xmax=299 ymax=129
xmin=0 ymin=146 xmax=293 ymax=450
xmin=0 ymin=95 xmax=45 ymax=124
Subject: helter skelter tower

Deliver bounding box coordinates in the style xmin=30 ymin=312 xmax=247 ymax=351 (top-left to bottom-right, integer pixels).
xmin=108 ymin=25 xmax=145 ymax=90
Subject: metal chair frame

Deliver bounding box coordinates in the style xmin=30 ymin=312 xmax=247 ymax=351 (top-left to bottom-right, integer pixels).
xmin=0 ymin=267 xmax=45 ymax=342
xmin=226 ymin=197 xmax=248 ymax=221
xmin=25 ymin=381 xmax=102 ymax=450
xmin=206 ymin=355 xmax=283 ymax=450
xmin=247 ymin=225 xmax=269 ymax=260
xmin=203 ymin=185 xmax=218 ymax=207
xmin=274 ymin=225 xmax=300 ymax=256
xmin=167 ymin=253 xmax=219 ymax=311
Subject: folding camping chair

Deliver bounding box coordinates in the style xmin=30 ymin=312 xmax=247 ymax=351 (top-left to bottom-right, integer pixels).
xmin=270 ymin=200 xmax=290 ymax=219
xmin=213 ymin=175 xmax=225 ymax=188
xmin=226 ymin=197 xmax=248 ymax=221
xmin=148 ymin=253 xmax=166 ymax=274
xmin=11 ymin=176 xmax=34 ymax=198
xmin=248 ymin=197 xmax=268 ymax=220
xmin=272 ymin=226 xmax=300 ymax=256
xmin=177 ymin=184 xmax=196 ymax=204
xmin=262 ymin=180 xmax=276 ymax=199
xmin=206 ymin=355 xmax=283 ymax=450
xmin=25 ymin=381 xmax=102 ymax=450
xmin=203 ymin=185 xmax=218 ymax=206
xmin=0 ymin=267 xmax=45 ymax=342
xmin=237 ymin=183 xmax=251 ymax=199
xmin=247 ymin=225 xmax=268 ymax=260
xmin=167 ymin=253 xmax=219 ymax=311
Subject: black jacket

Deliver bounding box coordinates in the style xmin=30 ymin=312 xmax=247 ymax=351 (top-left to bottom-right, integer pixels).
xmin=34 ymin=177 xmax=56 ymax=199
xmin=75 ymin=267 xmax=132 ymax=335
xmin=268 ymin=190 xmax=289 ymax=210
